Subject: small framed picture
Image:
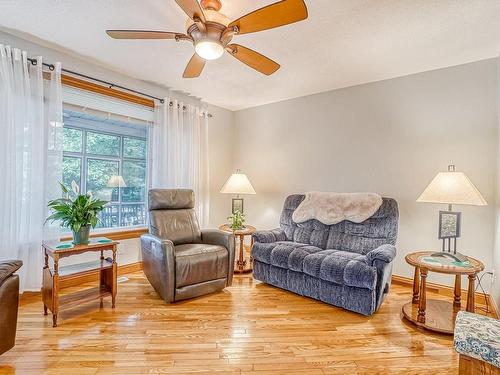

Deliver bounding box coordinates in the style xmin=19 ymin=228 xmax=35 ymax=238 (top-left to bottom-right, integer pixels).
xmin=232 ymin=198 xmax=244 ymax=214
xmin=438 ymin=211 xmax=461 ymax=239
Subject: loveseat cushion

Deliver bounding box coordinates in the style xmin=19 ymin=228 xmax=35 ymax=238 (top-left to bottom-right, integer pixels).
xmin=252 ymin=241 xmax=324 ymax=271
xmin=287 ymin=245 xmax=326 ymax=272
xmin=292 ymin=221 xmax=330 ymax=249
xmin=269 ymin=243 xmax=308 ymax=269
xmin=270 ymin=244 xmax=324 ymax=271
xmin=252 ymin=241 xmax=299 ymax=264
xmin=174 ymin=244 xmax=228 ymax=288
xmin=303 ymin=250 xmax=376 ymax=290
xmin=252 ymin=242 xmax=282 ymax=264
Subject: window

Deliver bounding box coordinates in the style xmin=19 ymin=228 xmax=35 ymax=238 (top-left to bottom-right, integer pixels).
xmin=62 ymin=108 xmax=149 ymax=229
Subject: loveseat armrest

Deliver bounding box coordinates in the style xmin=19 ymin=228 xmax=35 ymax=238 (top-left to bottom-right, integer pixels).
xmin=0 ymin=260 xmax=23 ymax=288
xmin=140 ymin=234 xmax=175 ymax=303
xmin=366 ymin=244 xmax=397 ymax=266
xmin=252 ymin=228 xmax=286 ymax=243
xmin=201 ymin=229 xmax=235 ymax=286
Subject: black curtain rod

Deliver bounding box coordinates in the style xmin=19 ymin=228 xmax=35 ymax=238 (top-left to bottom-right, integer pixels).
xmin=27 ymin=57 xmax=212 ymax=117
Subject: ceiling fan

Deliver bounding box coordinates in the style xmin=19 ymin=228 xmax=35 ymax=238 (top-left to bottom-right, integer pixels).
xmin=106 ymin=0 xmax=308 ymax=78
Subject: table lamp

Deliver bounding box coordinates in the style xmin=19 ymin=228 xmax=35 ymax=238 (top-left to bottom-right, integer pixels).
xmin=106 ymin=175 xmax=127 ymax=201
xmin=107 ymin=175 xmax=126 ymax=188
xmin=220 ymin=169 xmax=256 ymax=213
xmin=416 ymin=165 xmax=487 ymax=262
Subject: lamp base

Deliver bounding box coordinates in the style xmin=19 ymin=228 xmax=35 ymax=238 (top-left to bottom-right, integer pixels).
xmin=431 ymin=251 xmax=468 ymax=263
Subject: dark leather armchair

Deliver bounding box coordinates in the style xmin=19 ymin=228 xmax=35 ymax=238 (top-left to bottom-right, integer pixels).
xmin=0 ymin=260 xmax=22 ymax=355
xmin=141 ymin=189 xmax=235 ymax=302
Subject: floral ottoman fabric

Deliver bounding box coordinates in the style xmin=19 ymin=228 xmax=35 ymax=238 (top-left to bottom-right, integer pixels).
xmin=454 ymin=311 xmax=500 ymax=368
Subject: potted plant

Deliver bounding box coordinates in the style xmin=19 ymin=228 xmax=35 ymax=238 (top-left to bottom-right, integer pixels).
xmin=227 ymin=210 xmax=246 ymax=231
xmin=45 ymin=181 xmax=108 ymax=245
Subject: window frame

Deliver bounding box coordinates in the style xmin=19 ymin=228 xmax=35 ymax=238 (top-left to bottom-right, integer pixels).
xmin=59 ymin=76 xmax=154 ymax=240
xmin=63 ymin=122 xmax=148 ymax=231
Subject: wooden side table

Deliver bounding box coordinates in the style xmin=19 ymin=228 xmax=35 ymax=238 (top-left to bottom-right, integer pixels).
xmin=42 ymin=237 xmax=118 ymax=327
xmin=401 ymin=251 xmax=484 ymax=335
xmin=219 ymin=224 xmax=256 ymax=273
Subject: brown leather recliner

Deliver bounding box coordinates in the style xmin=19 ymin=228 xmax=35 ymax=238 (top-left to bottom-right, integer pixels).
xmin=141 ymin=189 xmax=235 ymax=302
xmin=0 ymin=260 xmax=22 ymax=355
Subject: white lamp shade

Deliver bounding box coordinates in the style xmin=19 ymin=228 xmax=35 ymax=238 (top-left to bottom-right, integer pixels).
xmin=220 ymin=171 xmax=256 ymax=195
xmin=417 ymin=169 xmax=486 ymax=206
xmin=107 ymin=175 xmax=127 ymax=188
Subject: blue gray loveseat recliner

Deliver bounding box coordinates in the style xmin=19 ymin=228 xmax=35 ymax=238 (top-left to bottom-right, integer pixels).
xmin=251 ymin=194 xmax=399 ymax=316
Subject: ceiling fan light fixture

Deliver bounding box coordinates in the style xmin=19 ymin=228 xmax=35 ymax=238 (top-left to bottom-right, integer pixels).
xmin=195 ymin=39 xmax=224 ymax=60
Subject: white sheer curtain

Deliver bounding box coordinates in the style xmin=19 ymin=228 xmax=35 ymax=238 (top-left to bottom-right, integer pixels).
xmin=0 ymin=45 xmax=63 ymax=292
xmin=150 ymin=98 xmax=210 ymax=226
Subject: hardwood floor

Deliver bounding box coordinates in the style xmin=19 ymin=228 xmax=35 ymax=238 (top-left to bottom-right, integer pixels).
xmin=0 ymin=272 xmax=467 ymax=374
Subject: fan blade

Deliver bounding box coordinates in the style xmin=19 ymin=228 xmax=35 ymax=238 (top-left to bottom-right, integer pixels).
xmin=226 ymin=44 xmax=280 ymax=75
xmin=175 ymin=0 xmax=206 ymax=23
xmin=229 ymin=0 xmax=308 ymax=35
xmin=183 ymin=54 xmax=206 ymax=78
xmin=106 ymin=30 xmax=188 ymax=40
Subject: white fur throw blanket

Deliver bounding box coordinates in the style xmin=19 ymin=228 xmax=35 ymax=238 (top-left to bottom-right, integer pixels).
xmin=292 ymin=192 xmax=383 ymax=225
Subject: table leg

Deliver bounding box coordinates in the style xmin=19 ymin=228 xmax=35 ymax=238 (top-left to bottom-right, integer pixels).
xmin=417 ymin=268 xmax=427 ymax=323
xmin=250 ymin=237 xmax=254 ymax=265
xmin=43 ymin=250 xmax=49 ymax=315
xmin=412 ymin=266 xmax=420 ymax=304
xmin=466 ymin=274 xmax=476 ymax=312
xmin=100 ymin=250 xmax=104 ymax=308
xmin=454 ymin=275 xmax=461 ymax=308
xmin=52 ymin=256 xmax=59 ymax=327
xmin=240 ymin=235 xmax=246 ymax=267
xmin=111 ymin=246 xmax=117 ymax=309
xmin=236 ymin=235 xmax=245 ymax=272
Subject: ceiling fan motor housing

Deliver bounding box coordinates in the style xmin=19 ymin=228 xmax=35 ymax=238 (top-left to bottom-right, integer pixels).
xmin=186 ymin=9 xmax=233 ymax=47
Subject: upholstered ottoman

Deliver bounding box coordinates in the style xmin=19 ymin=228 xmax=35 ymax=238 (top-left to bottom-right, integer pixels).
xmin=454 ymin=311 xmax=500 ymax=374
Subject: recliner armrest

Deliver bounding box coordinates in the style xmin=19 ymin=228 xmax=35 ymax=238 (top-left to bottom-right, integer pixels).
xmin=141 ymin=234 xmax=174 ymax=255
xmin=366 ymin=244 xmax=396 ymax=266
xmin=0 ymin=260 xmax=22 ymax=287
xmin=140 ymin=234 xmax=175 ymax=302
xmin=252 ymin=229 xmax=286 ymax=243
xmin=201 ymin=229 xmax=235 ymax=286
xmin=201 ymin=229 xmax=234 ymax=251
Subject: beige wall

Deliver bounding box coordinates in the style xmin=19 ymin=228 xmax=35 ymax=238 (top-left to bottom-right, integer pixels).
xmin=206 ymin=104 xmax=235 ymax=227
xmin=233 ymin=59 xmax=498 ymax=289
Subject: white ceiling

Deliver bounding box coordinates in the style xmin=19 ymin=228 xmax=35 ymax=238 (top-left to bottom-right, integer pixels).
xmin=0 ymin=0 xmax=499 ymax=111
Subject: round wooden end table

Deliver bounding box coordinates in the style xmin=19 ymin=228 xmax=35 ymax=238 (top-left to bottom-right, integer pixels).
xmin=401 ymin=251 xmax=484 ymax=335
xmin=219 ymin=224 xmax=256 ymax=274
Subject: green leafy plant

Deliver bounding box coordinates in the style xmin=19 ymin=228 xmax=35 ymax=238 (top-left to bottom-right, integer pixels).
xmin=45 ymin=181 xmax=108 ymax=232
xmin=227 ymin=210 xmax=245 ymax=231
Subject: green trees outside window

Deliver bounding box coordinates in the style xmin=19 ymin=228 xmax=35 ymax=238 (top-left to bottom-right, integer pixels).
xmin=62 ymin=110 xmax=148 ymax=229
